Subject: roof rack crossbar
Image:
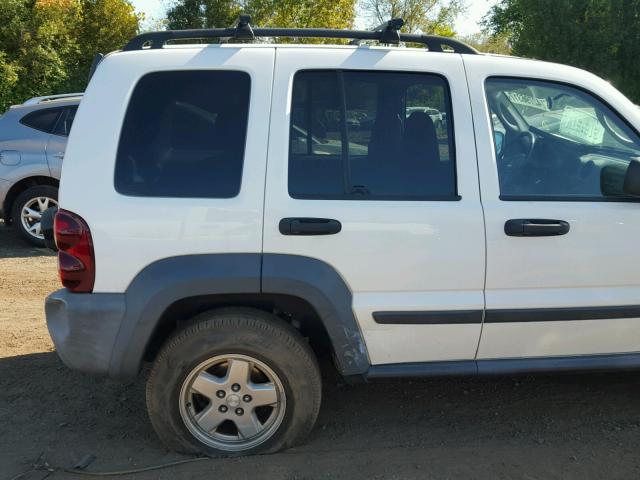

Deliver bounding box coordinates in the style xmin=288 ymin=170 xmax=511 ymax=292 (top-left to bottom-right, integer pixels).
xmin=123 ymin=15 xmax=477 ymax=54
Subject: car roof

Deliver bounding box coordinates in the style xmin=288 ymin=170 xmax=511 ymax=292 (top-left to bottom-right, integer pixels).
xmin=22 ymin=93 xmax=84 ymax=106
xmin=7 ymin=96 xmax=81 ymax=115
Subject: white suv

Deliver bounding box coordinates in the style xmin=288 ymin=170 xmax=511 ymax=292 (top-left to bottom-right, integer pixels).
xmin=44 ymin=18 xmax=640 ymax=456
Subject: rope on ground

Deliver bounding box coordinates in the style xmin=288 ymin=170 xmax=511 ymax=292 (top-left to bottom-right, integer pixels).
xmin=62 ymin=457 xmax=210 ymax=476
xmin=8 ymin=456 xmax=211 ymax=479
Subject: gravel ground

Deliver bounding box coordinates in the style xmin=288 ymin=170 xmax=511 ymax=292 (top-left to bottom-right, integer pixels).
xmin=2 ymin=221 xmax=640 ymax=479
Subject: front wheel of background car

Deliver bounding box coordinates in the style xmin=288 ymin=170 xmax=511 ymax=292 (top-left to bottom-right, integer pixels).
xmin=12 ymin=185 xmax=58 ymax=247
xmin=146 ymin=308 xmax=322 ymax=456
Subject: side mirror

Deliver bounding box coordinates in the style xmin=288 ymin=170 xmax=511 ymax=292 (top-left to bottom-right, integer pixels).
xmin=623 ymin=158 xmax=640 ymax=196
xmin=601 ymin=159 xmax=640 ymax=197
xmin=41 ymin=207 xmax=58 ymax=251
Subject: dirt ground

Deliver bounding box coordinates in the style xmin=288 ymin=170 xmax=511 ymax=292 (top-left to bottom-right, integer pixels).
xmin=2 ymin=222 xmax=640 ymax=479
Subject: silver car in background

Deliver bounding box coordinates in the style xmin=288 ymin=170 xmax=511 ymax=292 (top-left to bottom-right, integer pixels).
xmin=0 ymin=93 xmax=81 ymax=246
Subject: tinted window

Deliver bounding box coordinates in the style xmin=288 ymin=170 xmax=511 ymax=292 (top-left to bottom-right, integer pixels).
xmin=289 ymin=70 xmax=456 ymax=200
xmin=115 ymin=70 xmax=250 ymax=198
xmin=486 ymin=77 xmax=640 ymax=199
xmin=52 ymin=106 xmax=78 ymax=137
xmin=20 ymin=108 xmax=62 ymax=134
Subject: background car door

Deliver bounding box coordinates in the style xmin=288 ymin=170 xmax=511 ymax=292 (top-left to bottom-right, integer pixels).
xmin=46 ymin=105 xmax=77 ymax=178
xmin=465 ymin=55 xmax=640 ymax=359
xmin=263 ymin=47 xmax=486 ymax=366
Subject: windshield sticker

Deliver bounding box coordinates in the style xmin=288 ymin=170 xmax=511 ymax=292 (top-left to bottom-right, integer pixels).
xmin=559 ymin=106 xmax=604 ymax=145
xmin=504 ymin=91 xmax=549 ymax=111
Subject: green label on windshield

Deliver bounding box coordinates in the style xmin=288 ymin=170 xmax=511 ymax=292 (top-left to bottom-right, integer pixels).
xmin=559 ymin=106 xmax=604 ymax=145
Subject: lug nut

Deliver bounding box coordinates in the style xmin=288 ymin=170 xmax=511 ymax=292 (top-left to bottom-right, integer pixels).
xmin=219 ymin=405 xmax=228 ymax=413
xmin=216 ymin=390 xmax=225 ymax=398
xmin=231 ymin=383 xmax=241 ymax=392
xmin=235 ymin=408 xmax=244 ymax=416
xmin=243 ymin=394 xmax=252 ymax=402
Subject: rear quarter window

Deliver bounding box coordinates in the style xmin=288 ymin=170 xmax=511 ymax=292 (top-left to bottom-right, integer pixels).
xmin=114 ymin=70 xmax=251 ymax=198
xmin=20 ymin=108 xmax=63 ymax=134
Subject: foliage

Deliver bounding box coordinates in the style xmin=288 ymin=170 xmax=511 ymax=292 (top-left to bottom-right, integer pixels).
xmin=483 ymin=0 xmax=640 ymax=103
xmin=0 ymin=0 xmax=140 ymax=112
xmin=167 ymin=0 xmax=357 ymax=31
xmin=359 ymin=0 xmax=465 ymax=36
xmin=250 ymin=0 xmax=356 ymax=30
xmin=72 ymin=0 xmax=140 ymax=88
xmin=461 ymin=32 xmax=511 ymax=55
xmin=166 ymin=0 xmax=243 ymax=29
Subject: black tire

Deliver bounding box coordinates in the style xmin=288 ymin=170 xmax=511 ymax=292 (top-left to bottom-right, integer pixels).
xmin=146 ymin=307 xmax=322 ymax=456
xmin=11 ymin=185 xmax=58 ymax=247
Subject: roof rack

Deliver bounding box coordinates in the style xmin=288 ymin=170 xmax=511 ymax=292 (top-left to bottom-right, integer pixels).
xmin=123 ymin=15 xmax=478 ymax=54
xmin=22 ymin=93 xmax=84 ymax=106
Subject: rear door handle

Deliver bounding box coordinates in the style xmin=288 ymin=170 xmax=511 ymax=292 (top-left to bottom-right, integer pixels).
xmin=504 ymin=219 xmax=570 ymax=237
xmin=279 ymin=218 xmax=342 ymax=236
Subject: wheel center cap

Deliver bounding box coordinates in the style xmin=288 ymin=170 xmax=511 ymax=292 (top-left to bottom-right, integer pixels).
xmin=226 ymin=394 xmax=241 ymax=408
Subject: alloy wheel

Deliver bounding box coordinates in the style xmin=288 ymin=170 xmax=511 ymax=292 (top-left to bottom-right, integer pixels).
xmin=20 ymin=196 xmax=58 ymax=240
xmin=179 ymin=354 xmax=287 ymax=452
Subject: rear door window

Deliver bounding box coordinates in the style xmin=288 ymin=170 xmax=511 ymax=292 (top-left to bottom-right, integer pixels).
xmin=115 ymin=70 xmax=251 ymax=198
xmin=52 ymin=106 xmax=78 ymax=137
xmin=288 ymin=70 xmax=457 ymax=200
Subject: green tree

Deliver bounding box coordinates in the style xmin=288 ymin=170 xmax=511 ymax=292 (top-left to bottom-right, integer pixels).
xmin=483 ymin=0 xmax=640 ymax=102
xmin=0 ymin=53 xmax=20 ymax=110
xmin=166 ymin=0 xmax=243 ymax=29
xmin=70 ymin=0 xmax=140 ymax=90
xmin=0 ymin=0 xmax=140 ymax=112
xmin=461 ymin=31 xmax=511 ymax=55
xmin=250 ymin=0 xmax=356 ymax=30
xmin=166 ymin=0 xmax=357 ymax=31
xmin=360 ymin=0 xmax=465 ymax=36
xmin=0 ymin=0 xmax=28 ymax=108
xmin=20 ymin=0 xmax=82 ymax=99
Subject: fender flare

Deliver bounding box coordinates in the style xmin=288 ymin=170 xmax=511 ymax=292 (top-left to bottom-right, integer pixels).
xmin=110 ymin=254 xmax=369 ymax=377
xmin=262 ymin=254 xmax=369 ymax=376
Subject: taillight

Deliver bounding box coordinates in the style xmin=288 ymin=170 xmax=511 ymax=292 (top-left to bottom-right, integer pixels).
xmin=54 ymin=209 xmax=95 ymax=293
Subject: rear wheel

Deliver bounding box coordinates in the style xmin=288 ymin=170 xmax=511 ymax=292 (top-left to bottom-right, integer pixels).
xmin=12 ymin=185 xmax=58 ymax=247
xmin=146 ymin=308 xmax=322 ymax=456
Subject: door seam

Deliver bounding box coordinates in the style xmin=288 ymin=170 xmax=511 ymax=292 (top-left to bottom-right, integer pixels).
xmin=259 ymin=48 xmax=278 ymax=293
xmin=461 ymin=55 xmax=488 ymax=360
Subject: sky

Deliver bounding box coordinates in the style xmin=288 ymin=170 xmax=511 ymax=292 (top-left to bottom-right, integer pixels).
xmin=455 ymin=0 xmax=500 ymax=36
xmin=130 ymin=0 xmax=500 ymax=36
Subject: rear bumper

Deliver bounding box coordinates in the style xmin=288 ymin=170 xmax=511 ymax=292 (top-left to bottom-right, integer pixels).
xmin=45 ymin=289 xmax=126 ymax=375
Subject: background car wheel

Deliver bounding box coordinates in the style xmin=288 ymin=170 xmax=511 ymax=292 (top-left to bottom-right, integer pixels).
xmin=11 ymin=185 xmax=58 ymax=247
xmin=146 ymin=308 xmax=322 ymax=456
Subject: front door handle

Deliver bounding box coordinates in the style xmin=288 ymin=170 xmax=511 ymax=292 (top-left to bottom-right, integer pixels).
xmin=279 ymin=218 xmax=342 ymax=236
xmin=504 ymin=219 xmax=570 ymax=237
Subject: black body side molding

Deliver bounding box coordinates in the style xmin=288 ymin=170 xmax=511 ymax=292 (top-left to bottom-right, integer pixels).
xmin=485 ymin=305 xmax=640 ymax=323
xmin=366 ymin=352 xmax=640 ymax=380
xmin=373 ymin=310 xmax=483 ymax=324
xmin=373 ymin=305 xmax=640 ymax=325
